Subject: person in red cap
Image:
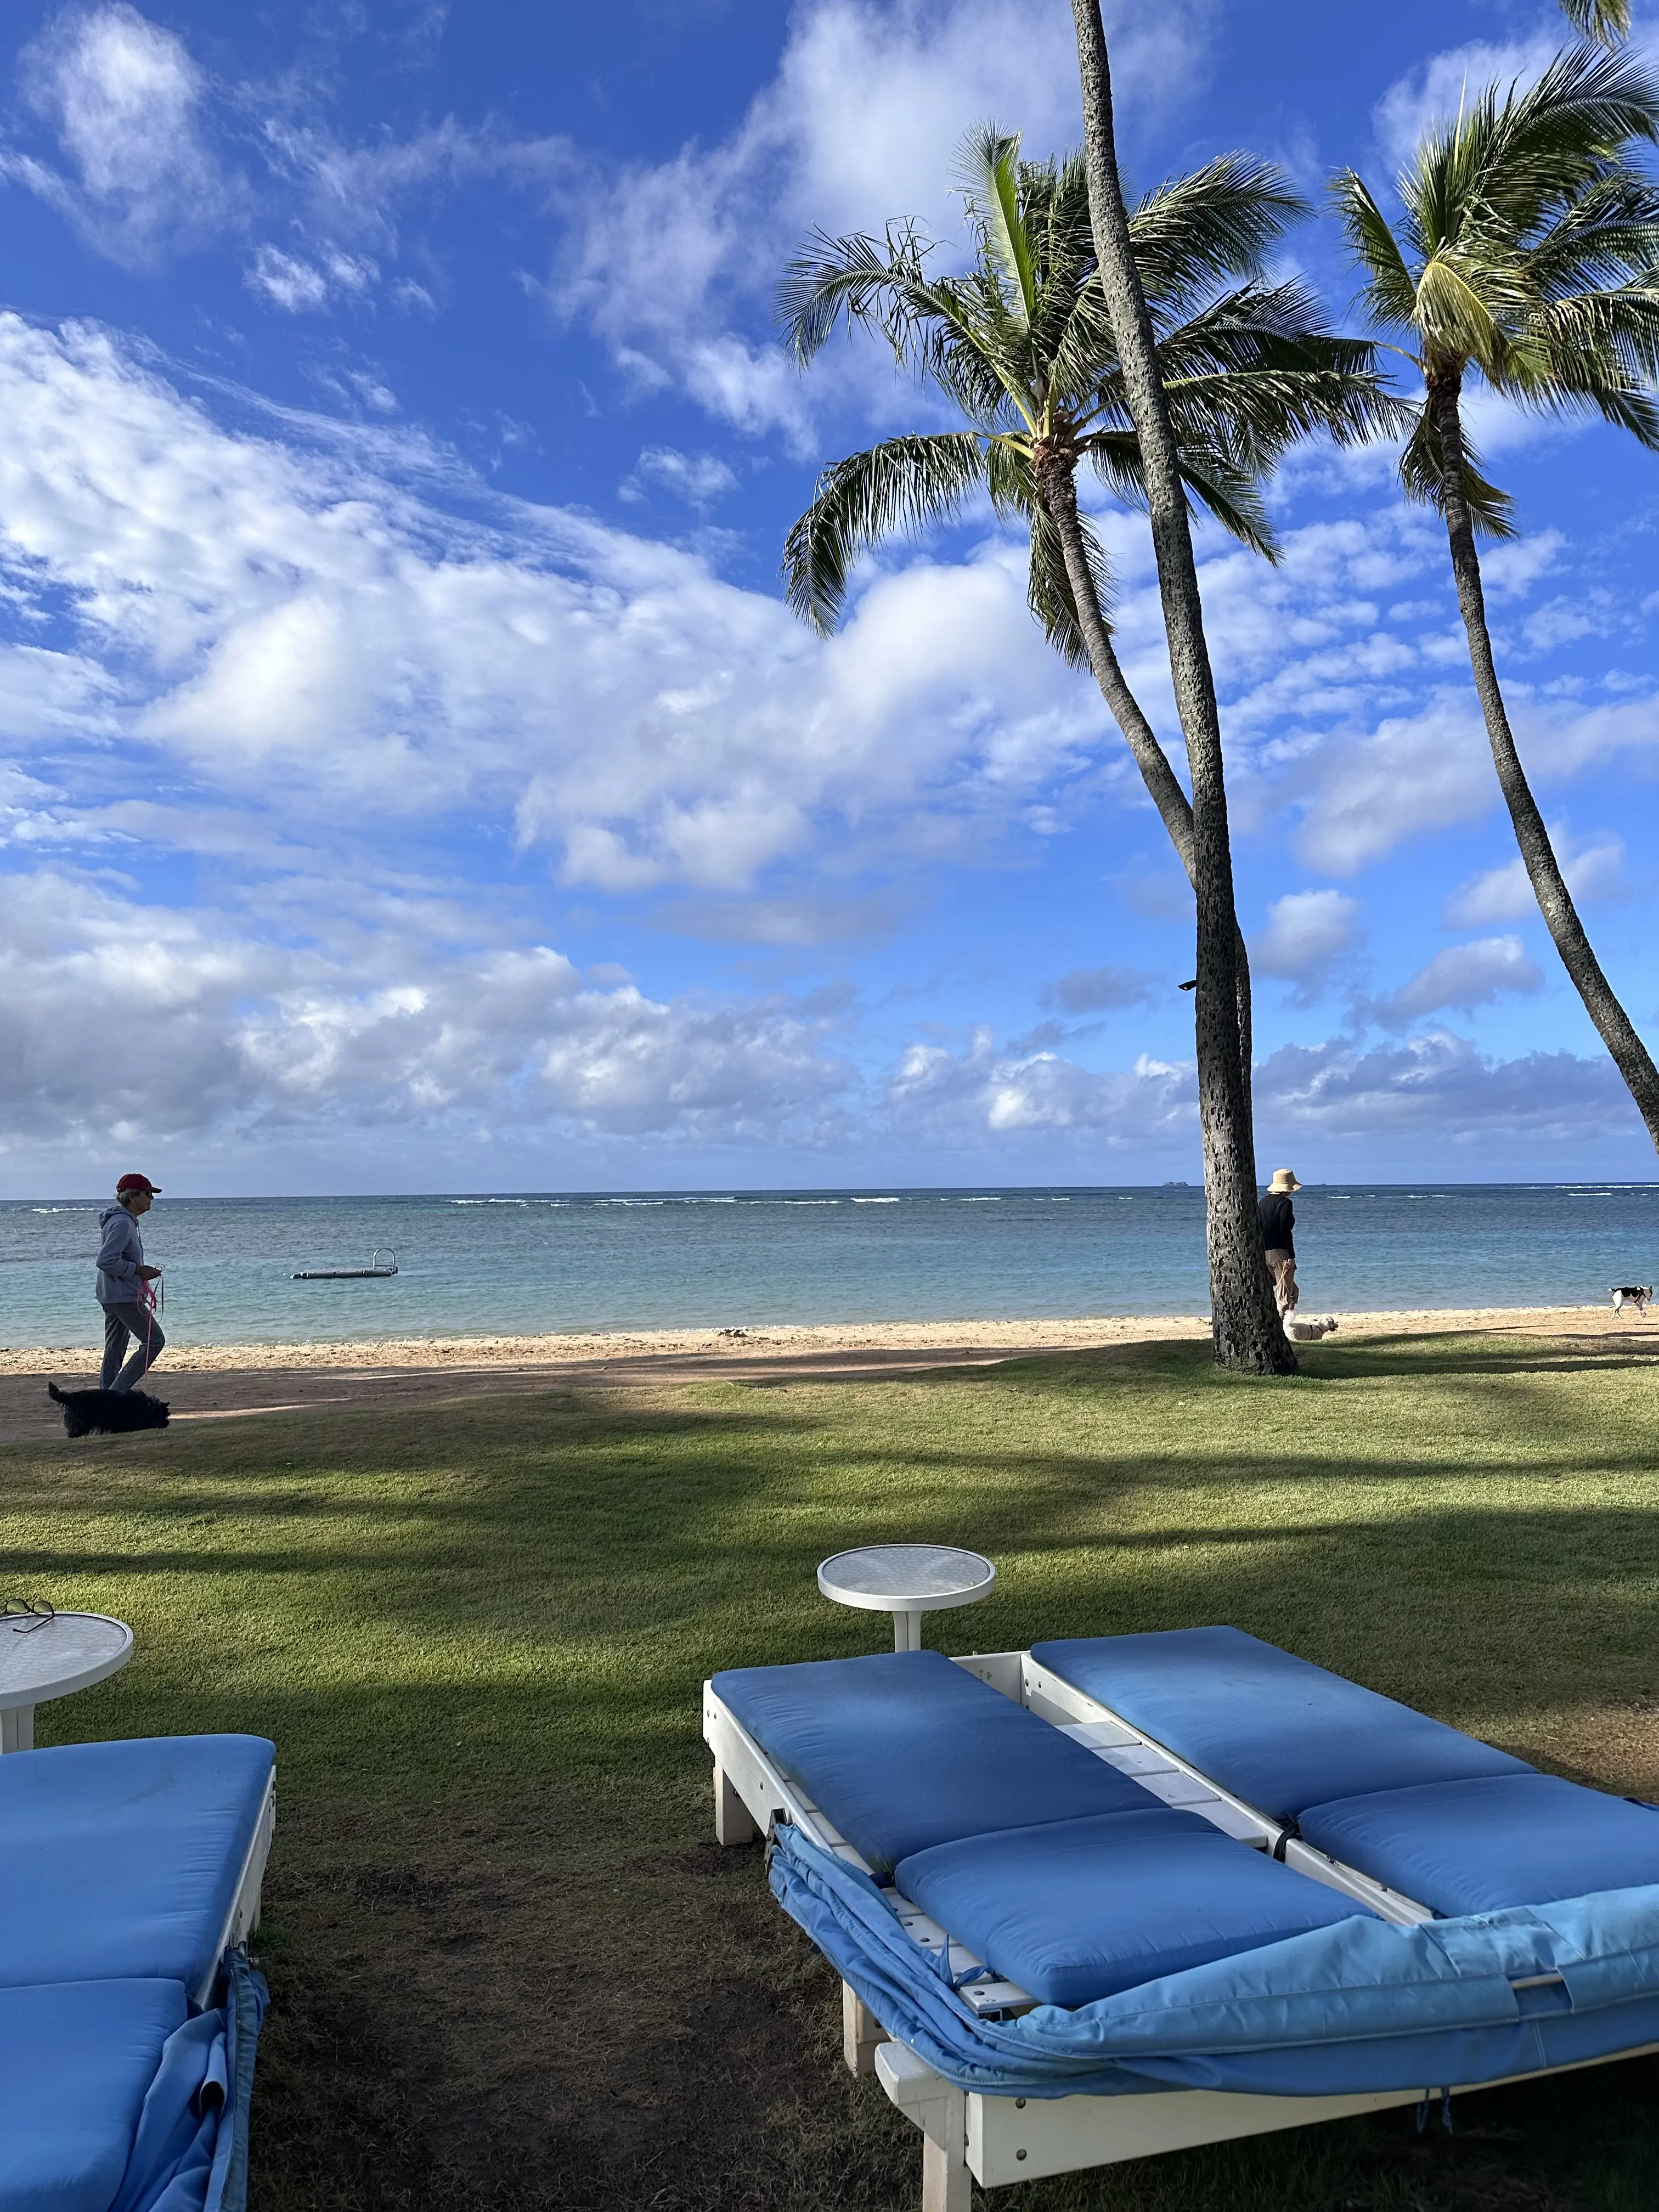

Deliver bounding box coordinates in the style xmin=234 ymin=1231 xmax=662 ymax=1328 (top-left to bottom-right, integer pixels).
xmin=97 ymin=1174 xmax=166 ymax=1391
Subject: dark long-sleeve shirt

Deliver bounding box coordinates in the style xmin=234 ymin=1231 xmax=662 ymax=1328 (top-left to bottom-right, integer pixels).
xmin=1257 ymin=1192 xmax=1295 ymax=1256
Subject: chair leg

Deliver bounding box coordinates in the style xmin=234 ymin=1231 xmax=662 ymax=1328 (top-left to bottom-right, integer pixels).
xmin=713 ymin=1761 xmax=759 ymax=1846
xmin=921 ymin=2122 xmax=971 ymax=2212
xmin=842 ymin=1981 xmax=883 ymax=2074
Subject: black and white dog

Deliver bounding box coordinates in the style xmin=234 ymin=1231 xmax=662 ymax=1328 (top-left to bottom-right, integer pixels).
xmin=47 ymin=1385 xmax=170 ymax=1437
xmin=1611 ymin=1285 xmax=1654 ymax=1316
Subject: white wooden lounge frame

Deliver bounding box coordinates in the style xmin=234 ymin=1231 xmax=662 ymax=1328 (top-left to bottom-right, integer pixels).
xmin=192 ymin=1763 xmax=276 ymax=2009
xmin=703 ymin=1654 xmax=1658 ymax=2212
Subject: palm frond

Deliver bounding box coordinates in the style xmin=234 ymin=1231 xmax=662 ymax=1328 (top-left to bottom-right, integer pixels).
xmin=957 ymin=124 xmax=1039 ymax=331
xmin=1557 ymin=0 xmax=1632 ymax=46
xmin=1166 ymin=362 xmax=1413 ymax=459
xmin=1414 ymin=248 xmax=1520 ymax=371
xmin=984 ymin=433 xmax=1040 ymax=521
xmin=1408 ymin=43 xmax=1659 ymax=255
xmin=1082 ymin=430 xmax=1279 ymax=556
xmin=1534 ymin=280 xmax=1659 ymax=377
xmin=1025 ymin=489 xmax=1114 ymax=668
xmin=1397 ymin=405 xmax=1519 ymax=538
xmin=1171 ymin=448 xmax=1280 ymax=558
xmin=1084 ymin=282 xmax=1413 ymax=461
xmin=1524 ymin=170 xmax=1659 ymax=297
xmin=1127 ymin=155 xmax=1306 ymax=316
xmin=1522 ymin=290 xmax=1659 ymax=440
xmin=781 ymin=433 xmax=988 ymax=633
xmin=1330 ymin=170 xmax=1421 ymax=330
xmin=777 ymin=226 xmax=924 ymax=366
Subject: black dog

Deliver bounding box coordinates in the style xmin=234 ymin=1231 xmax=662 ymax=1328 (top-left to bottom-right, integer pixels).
xmin=47 ymin=1384 xmax=170 ymax=1437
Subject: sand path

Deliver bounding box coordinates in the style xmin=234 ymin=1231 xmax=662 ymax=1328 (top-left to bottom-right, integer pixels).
xmin=2 ymin=1304 xmax=1655 ymax=1447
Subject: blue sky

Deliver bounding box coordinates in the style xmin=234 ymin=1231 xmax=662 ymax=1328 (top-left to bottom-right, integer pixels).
xmin=1 ymin=0 xmax=1657 ymax=1194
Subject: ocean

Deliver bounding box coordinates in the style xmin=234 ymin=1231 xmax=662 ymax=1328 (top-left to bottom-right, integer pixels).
xmin=2 ymin=1184 xmax=1656 ymax=1349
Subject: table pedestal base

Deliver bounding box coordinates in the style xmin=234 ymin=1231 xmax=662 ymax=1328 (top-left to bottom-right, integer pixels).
xmin=893 ymin=1610 xmax=924 ymax=1652
xmin=1 ymin=1705 xmax=35 ymax=1754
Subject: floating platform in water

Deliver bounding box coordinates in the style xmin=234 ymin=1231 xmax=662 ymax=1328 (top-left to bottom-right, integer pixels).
xmin=293 ymin=1249 xmax=397 ymax=1280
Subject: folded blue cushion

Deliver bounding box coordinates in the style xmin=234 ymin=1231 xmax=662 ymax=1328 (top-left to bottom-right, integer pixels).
xmin=1299 ymin=1773 xmax=1659 ymax=1916
xmin=896 ymin=1807 xmax=1371 ymax=2007
xmin=1030 ymin=1629 xmax=1531 ymax=1824
xmin=712 ymin=1651 xmax=1156 ymax=1872
xmin=0 ymin=1978 xmax=185 ymax=2212
xmin=0 ymin=1735 xmax=274 ymax=1995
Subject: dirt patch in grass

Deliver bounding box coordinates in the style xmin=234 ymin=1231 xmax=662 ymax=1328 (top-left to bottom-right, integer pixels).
xmin=250 ymin=1792 xmax=915 ymax=2212
xmin=247 ymin=1788 xmax=1659 ymax=2212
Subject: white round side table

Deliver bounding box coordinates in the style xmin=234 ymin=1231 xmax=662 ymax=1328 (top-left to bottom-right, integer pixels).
xmin=817 ymin=1544 xmax=996 ymax=1652
xmin=0 ymin=1611 xmax=133 ymax=1752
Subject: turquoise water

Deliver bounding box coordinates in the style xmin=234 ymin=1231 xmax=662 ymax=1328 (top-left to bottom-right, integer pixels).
xmin=2 ymin=1184 xmax=1657 ymax=1348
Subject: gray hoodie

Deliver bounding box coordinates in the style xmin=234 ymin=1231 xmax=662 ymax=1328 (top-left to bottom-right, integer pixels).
xmin=95 ymin=1203 xmax=146 ymax=1307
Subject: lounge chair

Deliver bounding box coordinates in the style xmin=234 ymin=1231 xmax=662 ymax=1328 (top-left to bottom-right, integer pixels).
xmin=1029 ymin=1628 xmax=1659 ymax=1916
xmin=704 ymin=1640 xmax=1659 ymax=2211
xmin=0 ymin=1734 xmax=276 ymax=2212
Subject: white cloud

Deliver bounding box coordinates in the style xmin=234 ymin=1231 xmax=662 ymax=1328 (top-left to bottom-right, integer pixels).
xmin=1289 ymin=689 xmax=1659 ymax=875
xmin=886 ymin=1028 xmax=1195 ymax=1142
xmin=1480 ymin=531 xmax=1566 ymax=603
xmin=549 ymin=0 xmax=1216 ymax=439
xmin=619 ymin=446 xmax=740 ymax=510
xmin=874 ymin=1021 xmax=1645 ymax=1166
xmin=1 ymin=8 xmax=566 ymax=305
xmin=1445 ymin=831 xmax=1625 ymax=927
xmin=246 ymin=243 xmax=379 ymax=314
xmin=0 ymin=850 xmax=1636 ymax=1166
xmin=1373 ymin=34 xmax=1561 ymax=176
xmin=0 ymin=315 xmax=1101 ymax=896
xmin=1366 ymin=935 xmax=1543 ymax=1030
xmin=0 ymin=868 xmax=853 ymax=1148
xmin=258 ymin=111 xmax=565 ymax=250
xmin=4 ymin=3 xmax=242 ymax=266
xmin=1255 ymin=1031 xmax=1638 ymax=1155
xmin=248 ymin=111 xmax=567 ymax=313
xmin=1289 ymin=697 xmax=1493 ymax=873
xmin=1252 ymin=890 xmax=1361 ymax=991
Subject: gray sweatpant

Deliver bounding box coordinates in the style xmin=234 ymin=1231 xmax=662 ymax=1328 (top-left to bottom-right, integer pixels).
xmin=100 ymin=1301 xmax=166 ymax=1392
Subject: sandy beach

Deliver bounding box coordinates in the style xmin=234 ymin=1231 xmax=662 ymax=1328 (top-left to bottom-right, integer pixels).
xmin=2 ymin=1302 xmax=1650 ymax=1448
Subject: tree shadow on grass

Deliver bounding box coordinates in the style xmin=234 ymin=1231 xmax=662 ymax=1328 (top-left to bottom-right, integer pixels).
xmin=968 ymin=1332 xmax=1659 ymax=1389
xmin=246 ymin=1778 xmax=1659 ymax=2212
xmin=7 ymin=1364 xmax=1659 ymax=2208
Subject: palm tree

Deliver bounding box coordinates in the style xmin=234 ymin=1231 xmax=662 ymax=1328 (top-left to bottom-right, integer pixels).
xmin=781 ymin=134 xmax=1396 ymax=1369
xmin=1066 ymin=0 xmax=1307 ymax=1372
xmin=1334 ymin=45 xmax=1659 ymax=1154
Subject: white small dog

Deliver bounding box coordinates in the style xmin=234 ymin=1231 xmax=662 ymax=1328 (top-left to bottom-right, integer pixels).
xmin=1611 ymin=1285 xmax=1653 ymax=1315
xmin=1286 ymin=1316 xmax=1340 ymax=1342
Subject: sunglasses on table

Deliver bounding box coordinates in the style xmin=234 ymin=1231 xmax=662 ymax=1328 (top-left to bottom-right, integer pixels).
xmin=2 ymin=1597 xmax=56 ymax=1632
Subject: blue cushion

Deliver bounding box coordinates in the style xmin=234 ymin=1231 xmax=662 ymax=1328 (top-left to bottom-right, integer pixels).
xmin=0 ymin=1978 xmax=185 ymax=2212
xmin=712 ymin=1651 xmax=1156 ymax=1872
xmin=0 ymin=1736 xmax=274 ymax=1994
xmin=895 ymin=1808 xmax=1372 ymax=2007
xmin=1031 ymin=1629 xmax=1531 ymax=1823
xmin=1300 ymin=1774 xmax=1659 ymax=1917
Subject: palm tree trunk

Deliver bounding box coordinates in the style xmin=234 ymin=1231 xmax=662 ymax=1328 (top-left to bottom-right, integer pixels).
xmin=1431 ymin=374 xmax=1659 ymax=1153
xmin=1069 ymin=0 xmax=1291 ymax=1374
xmin=1036 ymin=448 xmax=1255 ymax=1079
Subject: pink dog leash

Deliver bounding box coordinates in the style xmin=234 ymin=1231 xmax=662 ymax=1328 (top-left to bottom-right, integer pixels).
xmin=139 ymin=1272 xmax=163 ymax=1372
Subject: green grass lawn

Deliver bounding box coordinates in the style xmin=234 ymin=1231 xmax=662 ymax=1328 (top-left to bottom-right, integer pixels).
xmin=4 ymin=1328 xmax=1659 ymax=2210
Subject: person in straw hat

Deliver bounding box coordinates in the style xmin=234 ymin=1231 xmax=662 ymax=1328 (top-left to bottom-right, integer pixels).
xmin=1257 ymin=1168 xmax=1301 ymax=1320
